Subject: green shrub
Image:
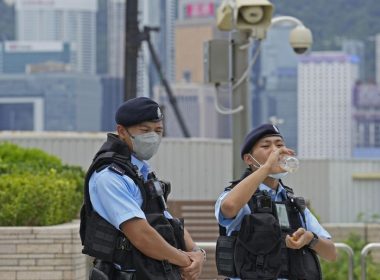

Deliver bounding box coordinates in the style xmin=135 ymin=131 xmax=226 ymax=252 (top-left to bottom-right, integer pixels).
xmin=0 ymin=142 xmax=84 ymax=226
xmin=321 ymin=233 xmax=380 ymax=280
xmin=0 ymin=142 xmax=62 ymax=174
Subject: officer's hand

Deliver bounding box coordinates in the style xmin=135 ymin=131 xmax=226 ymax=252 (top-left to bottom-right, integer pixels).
xmin=180 ymin=251 xmax=204 ymax=280
xmin=285 ymin=228 xmax=313 ymax=249
xmin=263 ymin=147 xmax=295 ymax=174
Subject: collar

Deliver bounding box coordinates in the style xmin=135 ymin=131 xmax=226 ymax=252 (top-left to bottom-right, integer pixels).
xmin=131 ymin=155 xmax=150 ymax=180
xmin=259 ymin=183 xmax=287 ymax=201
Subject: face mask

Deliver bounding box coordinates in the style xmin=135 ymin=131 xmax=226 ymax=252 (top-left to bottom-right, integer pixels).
xmin=248 ymin=154 xmax=288 ymax=180
xmin=128 ymin=131 xmax=161 ymax=160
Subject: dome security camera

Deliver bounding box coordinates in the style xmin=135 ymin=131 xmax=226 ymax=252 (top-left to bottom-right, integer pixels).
xmin=289 ymin=25 xmax=313 ymax=54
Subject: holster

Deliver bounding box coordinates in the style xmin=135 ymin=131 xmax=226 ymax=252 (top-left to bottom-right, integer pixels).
xmin=89 ymin=259 xmax=115 ymax=280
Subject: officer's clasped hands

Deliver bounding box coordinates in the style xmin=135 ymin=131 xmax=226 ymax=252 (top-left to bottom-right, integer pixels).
xmin=180 ymin=250 xmax=204 ymax=280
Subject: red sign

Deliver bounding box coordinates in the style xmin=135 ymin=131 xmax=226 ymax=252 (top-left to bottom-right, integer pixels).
xmin=185 ymin=2 xmax=215 ymax=19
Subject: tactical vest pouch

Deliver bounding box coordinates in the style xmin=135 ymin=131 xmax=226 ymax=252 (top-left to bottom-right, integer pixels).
xmin=132 ymin=213 xmax=182 ymax=280
xmin=288 ymin=248 xmax=322 ymax=280
xmin=215 ymin=235 xmax=237 ymax=277
xmin=168 ymin=217 xmax=186 ymax=250
xmin=234 ymin=212 xmax=282 ymax=279
xmin=82 ymin=212 xmax=128 ymax=265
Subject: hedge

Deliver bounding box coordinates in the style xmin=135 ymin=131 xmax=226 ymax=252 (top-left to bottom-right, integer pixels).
xmin=0 ymin=142 xmax=84 ymax=226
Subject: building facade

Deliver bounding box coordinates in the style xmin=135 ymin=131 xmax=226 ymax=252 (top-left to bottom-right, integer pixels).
xmin=15 ymin=0 xmax=97 ymax=74
xmin=0 ymin=74 xmax=102 ymax=131
xmin=298 ymin=52 xmax=359 ymax=159
xmin=377 ymin=33 xmax=380 ymax=85
xmin=352 ymin=83 xmax=380 ymax=158
xmin=175 ymin=0 xmax=225 ymax=84
xmin=252 ymin=24 xmax=298 ymax=149
xmin=0 ymin=41 xmax=70 ymax=74
xmin=153 ymin=83 xmax=230 ymax=138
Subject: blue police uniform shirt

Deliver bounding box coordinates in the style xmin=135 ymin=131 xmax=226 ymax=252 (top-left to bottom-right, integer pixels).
xmin=89 ymin=155 xmax=172 ymax=230
xmin=215 ymin=182 xmax=331 ymax=280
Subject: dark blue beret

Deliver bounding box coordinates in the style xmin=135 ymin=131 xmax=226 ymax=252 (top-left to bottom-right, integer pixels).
xmin=240 ymin=124 xmax=283 ymax=158
xmin=115 ymin=97 xmax=163 ymax=127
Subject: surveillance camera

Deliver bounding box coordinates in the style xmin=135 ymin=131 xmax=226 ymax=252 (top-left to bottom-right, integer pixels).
xmin=289 ymin=25 xmax=313 ymax=54
xmin=216 ymin=0 xmax=234 ymax=31
xmin=235 ymin=0 xmax=273 ymax=39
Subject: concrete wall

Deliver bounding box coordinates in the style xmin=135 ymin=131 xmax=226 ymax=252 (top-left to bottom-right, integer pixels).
xmin=1 ymin=132 xmax=380 ymax=223
xmin=0 ymin=221 xmax=86 ymax=280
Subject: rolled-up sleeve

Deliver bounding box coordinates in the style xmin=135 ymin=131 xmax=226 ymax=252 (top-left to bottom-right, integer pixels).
xmin=89 ymin=169 xmax=146 ymax=229
xmin=215 ymin=191 xmax=250 ymax=236
xmin=304 ymin=208 xmax=331 ymax=239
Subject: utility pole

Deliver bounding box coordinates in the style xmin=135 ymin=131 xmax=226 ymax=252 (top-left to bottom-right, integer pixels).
xmin=124 ymin=0 xmax=139 ymax=101
xmin=231 ymin=31 xmax=252 ymax=178
xmin=123 ymin=2 xmax=191 ymax=137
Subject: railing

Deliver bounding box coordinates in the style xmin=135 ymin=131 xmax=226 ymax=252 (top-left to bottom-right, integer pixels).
xmin=196 ymin=241 xmax=355 ymax=280
xmin=361 ymin=243 xmax=380 ymax=280
xmin=335 ymin=243 xmax=354 ymax=280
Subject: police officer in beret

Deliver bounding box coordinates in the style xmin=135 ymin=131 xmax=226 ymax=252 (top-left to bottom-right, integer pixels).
xmin=215 ymin=124 xmax=337 ymax=280
xmin=80 ymin=97 xmax=205 ymax=280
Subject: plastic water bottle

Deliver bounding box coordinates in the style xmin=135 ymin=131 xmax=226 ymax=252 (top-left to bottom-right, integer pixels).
xmin=279 ymin=155 xmax=299 ymax=173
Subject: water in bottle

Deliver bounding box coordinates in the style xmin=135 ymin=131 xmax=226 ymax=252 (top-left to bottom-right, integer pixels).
xmin=279 ymin=155 xmax=299 ymax=173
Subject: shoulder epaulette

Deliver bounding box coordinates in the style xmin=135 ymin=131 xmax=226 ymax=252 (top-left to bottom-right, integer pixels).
xmin=108 ymin=163 xmax=126 ymax=176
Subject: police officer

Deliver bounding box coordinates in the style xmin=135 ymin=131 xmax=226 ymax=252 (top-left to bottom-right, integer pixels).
xmin=215 ymin=124 xmax=337 ymax=280
xmin=80 ymin=97 xmax=205 ymax=280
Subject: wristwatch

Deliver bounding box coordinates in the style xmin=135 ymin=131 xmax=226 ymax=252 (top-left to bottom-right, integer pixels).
xmin=307 ymin=232 xmax=319 ymax=249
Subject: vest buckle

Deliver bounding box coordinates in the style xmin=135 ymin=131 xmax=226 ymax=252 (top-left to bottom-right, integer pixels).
xmin=256 ymin=255 xmax=264 ymax=269
xmin=117 ymin=237 xmax=131 ymax=251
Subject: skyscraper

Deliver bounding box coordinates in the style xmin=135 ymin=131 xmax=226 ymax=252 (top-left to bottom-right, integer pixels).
xmin=376 ymin=33 xmax=380 ymax=85
xmin=0 ymin=41 xmax=70 ymax=74
xmin=352 ymin=83 xmax=380 ymax=158
xmin=298 ymin=52 xmax=359 ymax=159
xmin=252 ymin=24 xmax=298 ymax=149
xmin=15 ymin=0 xmax=97 ymax=74
xmin=154 ymin=83 xmax=226 ymax=138
xmin=175 ymin=0 xmax=222 ymax=83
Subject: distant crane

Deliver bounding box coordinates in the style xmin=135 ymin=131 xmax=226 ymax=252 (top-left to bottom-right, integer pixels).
xmin=124 ymin=0 xmax=190 ymax=137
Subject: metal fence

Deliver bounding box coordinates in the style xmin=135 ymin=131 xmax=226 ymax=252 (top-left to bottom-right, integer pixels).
xmin=361 ymin=243 xmax=380 ymax=280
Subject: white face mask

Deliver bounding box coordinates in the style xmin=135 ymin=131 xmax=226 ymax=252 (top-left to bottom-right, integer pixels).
xmin=129 ymin=131 xmax=161 ymax=160
xmin=247 ymin=154 xmax=288 ymax=180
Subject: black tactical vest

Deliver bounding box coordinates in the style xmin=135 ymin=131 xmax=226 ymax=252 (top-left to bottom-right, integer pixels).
xmin=216 ymin=168 xmax=322 ymax=280
xmin=79 ymin=133 xmax=185 ymax=280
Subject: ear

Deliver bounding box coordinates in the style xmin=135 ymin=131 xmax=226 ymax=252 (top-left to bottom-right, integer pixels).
xmin=243 ymin=153 xmax=253 ymax=166
xmin=116 ymin=125 xmax=127 ymax=138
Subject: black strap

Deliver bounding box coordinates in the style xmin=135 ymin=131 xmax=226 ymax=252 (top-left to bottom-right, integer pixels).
xmin=83 ymin=151 xmax=146 ymax=216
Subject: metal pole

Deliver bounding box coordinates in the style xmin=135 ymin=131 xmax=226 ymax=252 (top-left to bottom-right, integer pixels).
xmin=144 ymin=28 xmax=191 ymax=138
xmin=231 ymin=31 xmax=252 ymax=179
xmin=124 ymin=0 xmax=139 ymax=101
xmin=361 ymin=242 xmax=380 ymax=280
xmin=335 ymin=243 xmax=354 ymax=280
